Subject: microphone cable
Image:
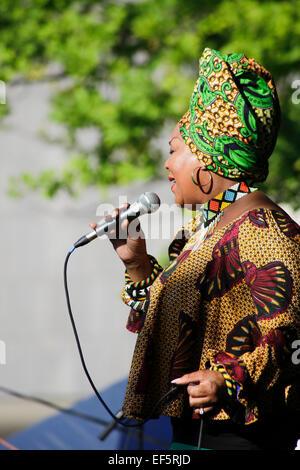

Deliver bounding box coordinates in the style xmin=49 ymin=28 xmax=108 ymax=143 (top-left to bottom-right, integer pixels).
xmin=64 ymin=248 xmax=182 ymax=430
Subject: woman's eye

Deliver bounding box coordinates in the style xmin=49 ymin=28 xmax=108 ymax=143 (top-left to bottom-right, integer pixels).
xmin=169 ymin=150 xmax=174 ymax=155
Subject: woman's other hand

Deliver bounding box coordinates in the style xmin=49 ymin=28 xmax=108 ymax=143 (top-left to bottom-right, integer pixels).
xmin=171 ymin=370 xmax=227 ymax=415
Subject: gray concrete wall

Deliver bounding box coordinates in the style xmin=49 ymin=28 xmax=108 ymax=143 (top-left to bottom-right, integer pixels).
xmin=0 ymin=79 xmax=178 ymax=436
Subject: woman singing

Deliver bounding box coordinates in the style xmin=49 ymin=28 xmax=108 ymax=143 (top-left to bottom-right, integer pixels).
xmin=92 ymin=48 xmax=300 ymax=450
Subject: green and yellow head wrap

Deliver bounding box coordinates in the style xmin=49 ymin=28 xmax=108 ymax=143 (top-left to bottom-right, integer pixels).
xmin=179 ymin=48 xmax=281 ymax=183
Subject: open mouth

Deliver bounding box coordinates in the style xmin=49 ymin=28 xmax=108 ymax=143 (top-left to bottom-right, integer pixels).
xmin=168 ymin=175 xmax=176 ymax=190
xmin=168 ymin=176 xmax=176 ymax=188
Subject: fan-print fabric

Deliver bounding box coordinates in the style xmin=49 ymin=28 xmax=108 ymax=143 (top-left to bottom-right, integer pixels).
xmin=120 ymin=208 xmax=300 ymax=425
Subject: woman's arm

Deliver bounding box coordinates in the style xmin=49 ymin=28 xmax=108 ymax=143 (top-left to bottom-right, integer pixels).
xmin=124 ymin=255 xmax=153 ymax=282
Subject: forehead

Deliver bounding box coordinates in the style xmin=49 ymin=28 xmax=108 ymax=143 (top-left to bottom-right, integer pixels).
xmin=169 ymin=123 xmax=182 ymax=144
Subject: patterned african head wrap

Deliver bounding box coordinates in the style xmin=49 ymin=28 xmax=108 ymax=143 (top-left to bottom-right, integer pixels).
xmin=179 ymin=48 xmax=281 ymax=183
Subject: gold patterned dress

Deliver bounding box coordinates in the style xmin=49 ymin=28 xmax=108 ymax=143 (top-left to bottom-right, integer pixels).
xmin=121 ymin=207 xmax=300 ymax=431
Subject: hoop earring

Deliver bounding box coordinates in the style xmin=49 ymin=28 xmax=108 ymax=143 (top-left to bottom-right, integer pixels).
xmin=191 ymin=167 xmax=201 ymax=186
xmin=191 ymin=167 xmax=213 ymax=194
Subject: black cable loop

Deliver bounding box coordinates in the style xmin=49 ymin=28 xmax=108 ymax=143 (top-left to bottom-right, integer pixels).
xmin=63 ymin=249 xmax=181 ymax=429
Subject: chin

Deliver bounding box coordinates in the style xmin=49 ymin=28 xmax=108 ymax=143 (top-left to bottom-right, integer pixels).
xmin=173 ymin=195 xmax=184 ymax=208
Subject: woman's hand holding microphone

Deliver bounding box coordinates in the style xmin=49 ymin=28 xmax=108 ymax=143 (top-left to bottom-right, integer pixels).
xmin=89 ymin=202 xmax=153 ymax=282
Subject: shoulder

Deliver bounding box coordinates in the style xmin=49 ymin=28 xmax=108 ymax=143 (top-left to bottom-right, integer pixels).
xmin=235 ymin=208 xmax=300 ymax=276
xmin=207 ymin=207 xmax=300 ymax=263
xmin=236 ymin=207 xmax=300 ymax=241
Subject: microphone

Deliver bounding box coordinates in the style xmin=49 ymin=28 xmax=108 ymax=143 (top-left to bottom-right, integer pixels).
xmin=71 ymin=192 xmax=161 ymax=250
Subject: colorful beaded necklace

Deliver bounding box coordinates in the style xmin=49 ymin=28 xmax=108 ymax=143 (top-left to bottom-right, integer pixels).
xmin=190 ymin=180 xmax=257 ymax=251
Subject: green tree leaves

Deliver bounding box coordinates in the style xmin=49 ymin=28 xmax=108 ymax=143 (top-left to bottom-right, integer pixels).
xmin=2 ymin=0 xmax=300 ymax=208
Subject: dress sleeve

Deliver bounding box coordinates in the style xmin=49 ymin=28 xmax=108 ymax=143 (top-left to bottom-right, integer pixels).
xmin=121 ymin=254 xmax=163 ymax=333
xmin=205 ymin=210 xmax=300 ymax=424
xmin=121 ymin=211 xmax=202 ymax=333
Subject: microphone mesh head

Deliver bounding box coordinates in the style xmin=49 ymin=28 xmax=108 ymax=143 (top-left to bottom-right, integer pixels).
xmin=139 ymin=192 xmax=161 ymax=214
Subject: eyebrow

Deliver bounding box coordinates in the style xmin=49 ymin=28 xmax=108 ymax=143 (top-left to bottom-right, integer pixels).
xmin=169 ymin=137 xmax=180 ymax=145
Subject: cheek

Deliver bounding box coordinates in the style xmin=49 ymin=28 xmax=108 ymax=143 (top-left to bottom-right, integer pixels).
xmin=169 ymin=149 xmax=199 ymax=195
xmin=173 ymin=153 xmax=193 ymax=179
xmin=176 ymin=161 xmax=195 ymax=190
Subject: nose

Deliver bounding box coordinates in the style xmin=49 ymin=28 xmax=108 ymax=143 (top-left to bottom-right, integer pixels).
xmin=164 ymin=157 xmax=170 ymax=171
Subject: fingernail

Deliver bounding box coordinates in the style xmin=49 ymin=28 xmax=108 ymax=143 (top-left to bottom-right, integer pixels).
xmin=171 ymin=378 xmax=181 ymax=384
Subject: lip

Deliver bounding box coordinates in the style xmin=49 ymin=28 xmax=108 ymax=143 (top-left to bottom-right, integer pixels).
xmin=168 ymin=175 xmax=176 ymax=192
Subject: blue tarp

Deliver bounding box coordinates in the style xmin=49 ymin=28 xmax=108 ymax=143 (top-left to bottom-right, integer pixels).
xmin=0 ymin=379 xmax=172 ymax=450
